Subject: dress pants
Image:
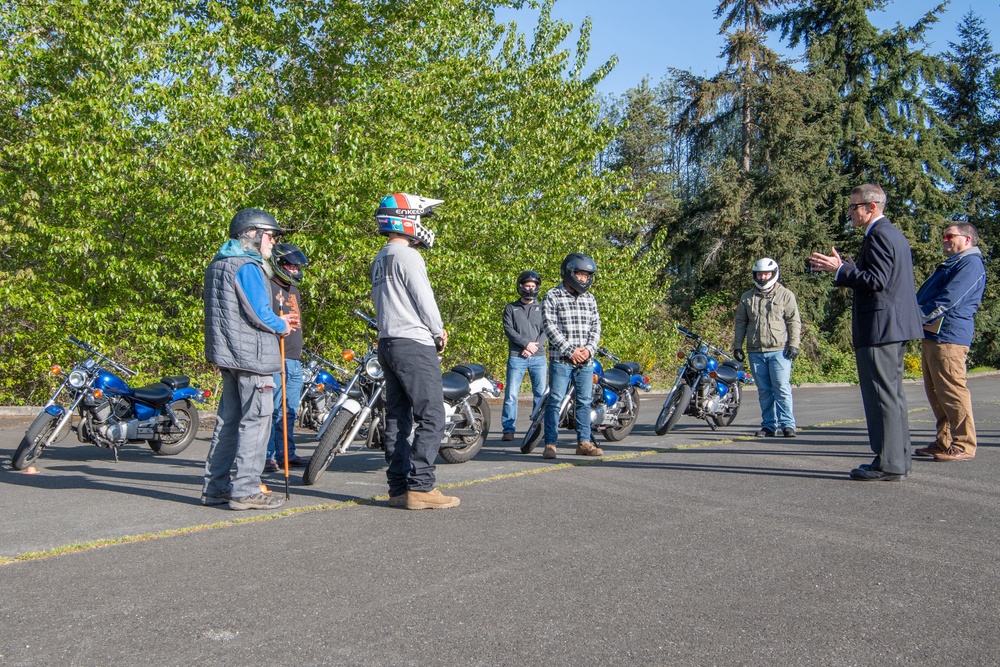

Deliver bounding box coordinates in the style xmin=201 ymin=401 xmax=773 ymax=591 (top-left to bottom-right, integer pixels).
xmin=855 ymin=343 xmax=912 ymax=475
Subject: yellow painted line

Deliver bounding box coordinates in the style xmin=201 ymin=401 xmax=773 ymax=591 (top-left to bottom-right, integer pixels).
xmin=0 ymin=410 xmax=926 ymax=567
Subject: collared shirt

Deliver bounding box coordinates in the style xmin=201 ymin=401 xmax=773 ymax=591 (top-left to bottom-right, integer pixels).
xmin=542 ymin=283 xmax=601 ymax=365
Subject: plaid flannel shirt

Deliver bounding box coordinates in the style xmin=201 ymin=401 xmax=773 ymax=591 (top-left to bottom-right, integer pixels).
xmin=542 ymin=284 xmax=601 ymax=365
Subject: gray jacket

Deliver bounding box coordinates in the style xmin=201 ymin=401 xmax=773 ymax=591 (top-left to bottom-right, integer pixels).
xmin=503 ymin=299 xmax=547 ymax=356
xmin=734 ymin=283 xmax=801 ymax=353
xmin=370 ymin=241 xmax=444 ymax=346
xmin=203 ymin=249 xmax=282 ymax=374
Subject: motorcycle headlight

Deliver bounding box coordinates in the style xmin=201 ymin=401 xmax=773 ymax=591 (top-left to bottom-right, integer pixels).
xmin=364 ymin=356 xmax=384 ymax=380
xmin=690 ymin=354 xmax=709 ymax=371
xmin=68 ymin=368 xmax=89 ymax=388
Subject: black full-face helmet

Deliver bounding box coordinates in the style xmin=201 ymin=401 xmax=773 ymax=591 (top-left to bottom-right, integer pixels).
xmin=517 ymin=270 xmax=542 ymax=299
xmin=269 ymin=243 xmax=309 ymax=287
xmin=560 ymin=253 xmax=598 ymax=294
xmin=229 ymin=208 xmax=285 ymax=239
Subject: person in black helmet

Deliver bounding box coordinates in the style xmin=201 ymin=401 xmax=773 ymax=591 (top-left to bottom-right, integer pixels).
xmin=264 ymin=243 xmax=310 ymax=472
xmin=540 ymin=253 xmax=603 ymax=459
xmin=201 ymin=209 xmax=300 ymax=510
xmin=500 ymin=270 xmax=548 ymax=441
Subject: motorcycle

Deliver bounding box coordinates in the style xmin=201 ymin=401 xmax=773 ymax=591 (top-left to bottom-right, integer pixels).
xmin=11 ymin=335 xmax=209 ymax=470
xmin=520 ymin=347 xmax=651 ymax=454
xmin=295 ymin=348 xmax=348 ymax=431
xmin=654 ymin=325 xmax=753 ymax=434
xmin=302 ymin=310 xmax=503 ymax=485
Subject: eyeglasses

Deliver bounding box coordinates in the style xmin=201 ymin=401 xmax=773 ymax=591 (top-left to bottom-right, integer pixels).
xmin=847 ymin=202 xmax=875 ymax=212
xmin=942 ymin=233 xmax=969 ymax=242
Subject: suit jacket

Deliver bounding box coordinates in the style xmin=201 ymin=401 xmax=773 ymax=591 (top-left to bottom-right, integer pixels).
xmin=834 ymin=217 xmax=923 ymax=348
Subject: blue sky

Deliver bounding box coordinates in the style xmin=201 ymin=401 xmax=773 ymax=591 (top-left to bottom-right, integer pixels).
xmin=496 ymin=1 xmax=1000 ymax=96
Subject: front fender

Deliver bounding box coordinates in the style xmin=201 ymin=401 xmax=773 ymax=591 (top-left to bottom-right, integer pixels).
xmin=44 ymin=404 xmax=65 ymax=417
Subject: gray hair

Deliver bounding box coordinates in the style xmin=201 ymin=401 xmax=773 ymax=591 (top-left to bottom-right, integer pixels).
xmin=850 ymin=183 xmax=887 ymax=212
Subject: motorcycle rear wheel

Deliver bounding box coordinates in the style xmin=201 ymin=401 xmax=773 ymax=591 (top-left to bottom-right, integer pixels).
xmin=302 ymin=408 xmax=354 ymax=486
xmin=12 ymin=412 xmax=59 ymax=470
xmin=439 ymin=394 xmax=490 ymax=464
xmin=654 ymin=384 xmax=692 ymax=436
xmin=712 ymin=384 xmax=741 ymax=427
xmin=148 ymin=402 xmax=199 ymax=455
xmin=603 ymin=388 xmax=640 ymax=442
xmin=520 ymin=397 xmax=547 ymax=454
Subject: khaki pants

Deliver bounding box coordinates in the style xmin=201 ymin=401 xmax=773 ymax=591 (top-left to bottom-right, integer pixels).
xmin=921 ymin=340 xmax=977 ymax=454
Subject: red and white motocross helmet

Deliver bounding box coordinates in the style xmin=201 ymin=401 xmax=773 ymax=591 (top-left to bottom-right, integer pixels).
xmin=375 ymin=193 xmax=443 ymax=249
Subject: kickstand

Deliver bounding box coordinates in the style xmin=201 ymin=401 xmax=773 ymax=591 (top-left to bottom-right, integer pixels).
xmin=112 ymin=446 xmax=120 ymax=463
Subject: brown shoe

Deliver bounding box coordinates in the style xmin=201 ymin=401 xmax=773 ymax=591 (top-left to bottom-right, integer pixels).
xmin=915 ymin=444 xmax=947 ymax=458
xmin=933 ymin=447 xmax=975 ymax=462
xmin=576 ymin=441 xmax=604 ymax=456
xmin=542 ymin=444 xmax=558 ymax=459
xmin=501 ymin=432 xmax=514 ymax=441
xmin=387 ymin=493 xmax=407 ymax=508
xmin=406 ymin=488 xmax=460 ymax=510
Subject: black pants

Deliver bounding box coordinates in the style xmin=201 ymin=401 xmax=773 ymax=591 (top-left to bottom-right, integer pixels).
xmin=856 ymin=342 xmax=912 ymax=475
xmin=378 ymin=338 xmax=446 ymax=495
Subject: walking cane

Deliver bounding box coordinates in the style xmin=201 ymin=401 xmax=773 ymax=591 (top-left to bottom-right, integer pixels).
xmin=279 ymin=336 xmax=290 ymax=500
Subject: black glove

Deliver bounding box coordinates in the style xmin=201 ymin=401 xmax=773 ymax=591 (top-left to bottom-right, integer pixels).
xmin=783 ymin=346 xmax=799 ymax=361
xmin=733 ymin=349 xmax=745 ymax=363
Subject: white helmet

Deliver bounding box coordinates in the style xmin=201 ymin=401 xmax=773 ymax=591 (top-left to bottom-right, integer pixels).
xmin=752 ymin=257 xmax=779 ymax=291
xmin=375 ymin=193 xmax=443 ymax=249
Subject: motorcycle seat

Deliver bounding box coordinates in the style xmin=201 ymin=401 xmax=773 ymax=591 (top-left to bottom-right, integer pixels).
xmin=159 ymin=375 xmax=190 ymax=390
xmin=614 ymin=361 xmax=641 ymax=376
xmin=451 ymin=364 xmax=485 ymax=382
xmin=601 ymin=368 xmax=631 ymax=391
xmin=441 ymin=371 xmax=471 ymax=401
xmin=132 ymin=382 xmax=174 ymax=407
xmin=715 ymin=365 xmax=739 ymax=383
xmin=722 ymin=360 xmax=744 ymax=372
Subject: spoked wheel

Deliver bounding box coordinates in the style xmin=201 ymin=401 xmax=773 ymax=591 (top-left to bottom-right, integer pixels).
xmin=713 ymin=383 xmax=741 ymax=427
xmin=148 ymin=402 xmax=199 ymax=455
xmin=603 ymin=388 xmax=640 ymax=442
xmin=439 ymin=394 xmax=490 ymax=464
xmin=13 ymin=412 xmax=59 ymax=470
xmin=302 ymin=408 xmax=354 ymax=486
xmin=654 ymin=384 xmax=692 ymax=436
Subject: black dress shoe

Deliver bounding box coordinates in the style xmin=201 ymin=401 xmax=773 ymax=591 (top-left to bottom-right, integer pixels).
xmin=850 ymin=467 xmax=905 ymax=481
xmin=858 ymin=457 xmax=881 ymax=471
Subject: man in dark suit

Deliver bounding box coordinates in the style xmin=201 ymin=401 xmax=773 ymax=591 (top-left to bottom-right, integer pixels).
xmin=809 ymin=184 xmax=923 ymax=481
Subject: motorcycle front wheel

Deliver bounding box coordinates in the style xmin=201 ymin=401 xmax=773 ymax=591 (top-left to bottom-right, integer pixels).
xmin=520 ymin=396 xmax=547 ymax=454
xmin=13 ymin=411 xmax=59 ymax=470
xmin=713 ymin=383 xmax=741 ymax=427
xmin=439 ymin=394 xmax=490 ymax=464
xmin=302 ymin=408 xmax=354 ymax=486
xmin=654 ymin=384 xmax=692 ymax=436
xmin=603 ymin=387 xmax=641 ymax=442
xmin=148 ymin=401 xmax=199 ymax=455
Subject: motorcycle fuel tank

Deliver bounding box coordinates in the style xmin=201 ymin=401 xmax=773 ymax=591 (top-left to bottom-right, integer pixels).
xmin=95 ymin=371 xmax=131 ymax=397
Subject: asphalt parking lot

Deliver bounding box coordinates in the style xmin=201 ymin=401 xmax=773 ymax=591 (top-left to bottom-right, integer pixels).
xmin=1 ymin=378 xmax=998 ymax=665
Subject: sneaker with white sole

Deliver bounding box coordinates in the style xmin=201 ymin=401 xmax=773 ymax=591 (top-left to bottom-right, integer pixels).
xmin=228 ymin=492 xmax=285 ymax=511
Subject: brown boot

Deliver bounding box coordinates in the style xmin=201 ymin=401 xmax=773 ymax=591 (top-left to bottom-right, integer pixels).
xmin=542 ymin=444 xmax=558 ymax=459
xmin=914 ymin=443 xmax=947 ymax=458
xmin=387 ymin=493 xmax=407 ymax=508
xmin=406 ymin=488 xmax=460 ymax=510
xmin=933 ymin=447 xmax=975 ymax=462
xmin=576 ymin=441 xmax=604 ymax=456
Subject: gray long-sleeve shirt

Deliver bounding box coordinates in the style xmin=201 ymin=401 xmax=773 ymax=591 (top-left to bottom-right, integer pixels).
xmin=370 ymin=241 xmax=444 ymax=346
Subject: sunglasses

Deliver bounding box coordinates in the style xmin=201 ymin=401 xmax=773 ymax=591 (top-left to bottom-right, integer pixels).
xmin=942 ymin=233 xmax=969 ymax=242
xmin=847 ymin=202 xmax=875 ymax=212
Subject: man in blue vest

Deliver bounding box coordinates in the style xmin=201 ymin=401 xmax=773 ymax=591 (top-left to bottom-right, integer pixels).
xmin=914 ymin=222 xmax=986 ymax=462
xmin=201 ymin=209 xmax=300 ymax=510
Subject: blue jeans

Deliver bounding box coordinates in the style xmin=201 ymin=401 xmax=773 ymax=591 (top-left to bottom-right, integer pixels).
xmin=544 ymin=360 xmax=593 ymax=446
xmin=267 ymin=358 xmax=303 ymax=461
xmin=748 ymin=351 xmax=795 ymax=431
xmin=501 ymin=353 xmax=547 ymax=434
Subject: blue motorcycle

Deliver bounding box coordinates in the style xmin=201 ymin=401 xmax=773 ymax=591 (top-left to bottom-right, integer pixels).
xmin=295 ymin=348 xmax=347 ymax=432
xmin=520 ymin=346 xmax=651 ymax=453
xmin=11 ymin=335 xmax=209 ymax=470
xmin=654 ymin=325 xmax=753 ymax=434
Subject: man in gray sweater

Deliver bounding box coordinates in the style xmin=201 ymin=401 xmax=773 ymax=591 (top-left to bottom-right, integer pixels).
xmin=371 ymin=193 xmax=458 ymax=510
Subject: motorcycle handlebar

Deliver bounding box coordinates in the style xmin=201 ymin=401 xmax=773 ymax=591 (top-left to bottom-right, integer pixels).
xmin=302 ymin=348 xmax=350 ymax=375
xmin=596 ymin=347 xmax=619 ymax=363
xmin=65 ymin=335 xmax=137 ymax=377
xmin=352 ymin=309 xmax=380 ymax=333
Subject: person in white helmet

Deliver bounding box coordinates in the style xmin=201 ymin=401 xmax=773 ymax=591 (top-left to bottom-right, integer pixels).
xmin=733 ymin=258 xmax=801 ymax=437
